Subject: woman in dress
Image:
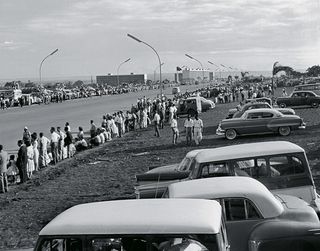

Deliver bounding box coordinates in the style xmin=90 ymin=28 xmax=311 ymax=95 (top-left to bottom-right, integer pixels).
xmin=31 ymin=132 xmax=39 ymax=172
xmin=26 ymin=140 xmax=34 ymax=178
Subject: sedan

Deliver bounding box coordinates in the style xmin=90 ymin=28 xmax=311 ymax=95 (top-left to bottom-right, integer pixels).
xmin=166 ymin=176 xmax=320 ymax=251
xmin=217 ymin=108 xmax=305 ymax=140
xmin=276 ymin=90 xmax=320 ymax=108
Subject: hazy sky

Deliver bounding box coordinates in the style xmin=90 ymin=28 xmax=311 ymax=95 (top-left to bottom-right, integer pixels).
xmin=0 ymin=0 xmax=319 ymax=80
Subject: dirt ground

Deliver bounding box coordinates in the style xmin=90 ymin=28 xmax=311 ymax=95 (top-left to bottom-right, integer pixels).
xmin=1 ymin=94 xmax=320 ymax=250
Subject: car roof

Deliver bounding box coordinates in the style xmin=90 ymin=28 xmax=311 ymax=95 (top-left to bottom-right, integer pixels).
xmin=39 ymin=199 xmax=222 ymax=236
xmin=292 ymin=90 xmax=317 ymax=95
xmin=194 ymin=141 xmax=304 ymax=163
xmin=185 ymin=149 xmax=204 ymax=158
xmin=168 ymin=177 xmax=284 ymax=218
xmin=243 ymin=108 xmax=279 ymax=114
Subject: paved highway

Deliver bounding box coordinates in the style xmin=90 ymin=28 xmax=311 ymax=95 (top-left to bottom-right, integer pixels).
xmin=0 ymin=84 xmax=207 ymax=151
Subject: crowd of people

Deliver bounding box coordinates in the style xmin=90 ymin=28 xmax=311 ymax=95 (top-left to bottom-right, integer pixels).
xmin=0 ymin=91 xmax=208 ymax=193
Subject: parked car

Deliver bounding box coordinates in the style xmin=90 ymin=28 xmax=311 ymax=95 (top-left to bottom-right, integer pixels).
xmin=34 ymin=199 xmax=230 ymax=251
xmin=217 ymin=108 xmax=305 ymax=140
xmin=276 ymin=90 xmax=320 ymax=108
xmin=165 ymin=176 xmax=320 ymax=251
xmin=136 ymin=141 xmax=320 ymax=217
xmin=135 ymin=149 xmax=203 ymax=198
xmin=176 ymin=96 xmax=214 ymax=116
xmin=172 ymin=86 xmax=181 ymax=95
xmin=226 ymin=102 xmax=295 ymax=119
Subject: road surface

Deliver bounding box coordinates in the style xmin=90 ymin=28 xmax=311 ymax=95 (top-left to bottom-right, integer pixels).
xmin=0 ymin=84 xmax=207 ymax=151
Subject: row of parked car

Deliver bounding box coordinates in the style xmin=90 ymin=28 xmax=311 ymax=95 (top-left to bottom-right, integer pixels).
xmin=33 ymin=141 xmax=320 ymax=251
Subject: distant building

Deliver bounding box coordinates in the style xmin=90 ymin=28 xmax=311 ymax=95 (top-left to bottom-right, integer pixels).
xmin=179 ymin=68 xmax=214 ymax=83
xmin=96 ymin=73 xmax=147 ymax=86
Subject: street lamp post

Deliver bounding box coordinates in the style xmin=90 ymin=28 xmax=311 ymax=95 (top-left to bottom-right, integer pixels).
xmin=39 ymin=49 xmax=58 ymax=86
xmin=154 ymin=62 xmax=164 ymax=82
xmin=185 ymin=54 xmax=204 ymax=82
xmin=117 ymin=58 xmax=131 ymax=88
xmin=208 ymin=60 xmax=220 ymax=81
xmin=127 ymin=34 xmax=163 ymax=94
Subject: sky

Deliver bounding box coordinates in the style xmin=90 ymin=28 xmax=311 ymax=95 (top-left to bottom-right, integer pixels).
xmin=0 ymin=0 xmax=319 ymax=81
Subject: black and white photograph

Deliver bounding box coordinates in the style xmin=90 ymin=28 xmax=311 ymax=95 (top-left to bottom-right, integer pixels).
xmin=0 ymin=0 xmax=320 ymax=250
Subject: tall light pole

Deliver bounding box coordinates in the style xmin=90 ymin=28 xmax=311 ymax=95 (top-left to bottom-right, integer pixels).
xmin=117 ymin=58 xmax=131 ymax=88
xmin=39 ymin=49 xmax=58 ymax=86
xmin=127 ymin=33 xmax=163 ymax=94
xmin=208 ymin=60 xmax=220 ymax=80
xmin=154 ymin=62 xmax=164 ymax=82
xmin=185 ymin=54 xmax=204 ymax=82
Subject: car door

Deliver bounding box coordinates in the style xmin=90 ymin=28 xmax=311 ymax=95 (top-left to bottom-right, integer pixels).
xmin=239 ymin=112 xmax=264 ymax=134
xmin=290 ymin=92 xmax=303 ymax=106
xmin=221 ymin=198 xmax=262 ymax=251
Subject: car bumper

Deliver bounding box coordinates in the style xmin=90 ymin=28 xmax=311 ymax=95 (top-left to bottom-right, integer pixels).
xmin=216 ymin=126 xmax=225 ymax=136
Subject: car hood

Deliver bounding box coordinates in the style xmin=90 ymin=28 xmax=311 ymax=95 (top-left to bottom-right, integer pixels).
xmin=275 ymin=194 xmax=319 ymax=223
xmin=276 ymin=107 xmax=295 ymax=115
xmin=147 ymin=164 xmax=179 ymax=174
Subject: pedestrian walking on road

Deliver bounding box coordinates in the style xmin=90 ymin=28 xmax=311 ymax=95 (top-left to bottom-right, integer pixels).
xmin=22 ymin=126 xmax=31 ymax=144
xmin=16 ymin=140 xmax=28 ymax=183
xmin=184 ymin=114 xmax=194 ymax=145
xmin=0 ymin=145 xmax=9 ymax=193
xmin=193 ymin=114 xmax=203 ymax=146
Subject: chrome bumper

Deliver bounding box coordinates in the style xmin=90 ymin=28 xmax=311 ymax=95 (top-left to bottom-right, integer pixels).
xmin=216 ymin=126 xmax=225 ymax=136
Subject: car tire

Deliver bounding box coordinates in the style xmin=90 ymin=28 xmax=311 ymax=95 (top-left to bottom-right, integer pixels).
xmin=311 ymin=102 xmax=319 ymax=108
xmin=225 ymin=129 xmax=237 ymax=140
xmin=279 ymin=103 xmax=286 ymax=108
xmin=279 ymin=126 xmax=291 ymax=136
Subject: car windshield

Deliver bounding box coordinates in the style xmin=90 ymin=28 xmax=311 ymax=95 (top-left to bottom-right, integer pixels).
xmin=178 ymin=157 xmax=193 ymax=171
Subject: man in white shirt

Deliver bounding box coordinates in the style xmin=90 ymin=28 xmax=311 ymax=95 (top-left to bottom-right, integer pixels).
xmin=184 ymin=114 xmax=194 ymax=145
xmin=153 ymin=111 xmax=161 ymax=137
xmin=50 ymin=127 xmax=60 ymax=165
xmin=193 ymin=114 xmax=203 ymax=145
xmin=57 ymin=127 xmax=66 ymax=161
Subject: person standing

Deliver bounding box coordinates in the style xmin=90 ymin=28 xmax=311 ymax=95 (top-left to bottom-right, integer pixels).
xmin=26 ymin=140 xmax=34 ymax=178
xmin=90 ymin=120 xmax=97 ymax=139
xmin=31 ymin=132 xmax=39 ymax=172
xmin=50 ymin=127 xmax=60 ymax=165
xmin=57 ymin=127 xmax=66 ymax=161
xmin=16 ymin=140 xmax=28 ymax=183
xmin=184 ymin=114 xmax=194 ymax=145
xmin=170 ymin=115 xmax=179 ymax=145
xmin=39 ymin=132 xmax=50 ymax=168
xmin=153 ymin=110 xmax=161 ymax=137
xmin=22 ymin=126 xmax=31 ymax=144
xmin=64 ymin=126 xmax=73 ymax=158
xmin=193 ymin=114 xmax=203 ymax=146
xmin=0 ymin=145 xmax=9 ymax=193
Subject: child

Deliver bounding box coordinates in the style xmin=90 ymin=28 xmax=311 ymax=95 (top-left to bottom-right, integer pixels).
xmin=7 ymin=155 xmax=19 ymax=184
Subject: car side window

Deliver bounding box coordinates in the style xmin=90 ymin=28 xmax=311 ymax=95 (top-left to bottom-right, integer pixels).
xmin=247 ymin=112 xmax=262 ymax=119
xmin=269 ymin=155 xmax=305 ymax=176
xmin=233 ymin=158 xmax=268 ymax=178
xmin=262 ymin=112 xmax=273 ymax=118
xmin=40 ymin=239 xmax=82 ymax=251
xmin=200 ymin=162 xmax=229 ymax=178
xmin=223 ymin=198 xmax=261 ymax=221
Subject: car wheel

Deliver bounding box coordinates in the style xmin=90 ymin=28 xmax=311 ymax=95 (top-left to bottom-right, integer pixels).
xmin=225 ymin=129 xmax=237 ymax=140
xmin=279 ymin=103 xmax=286 ymax=108
xmin=311 ymin=102 xmax=319 ymax=108
xmin=279 ymin=126 xmax=291 ymax=136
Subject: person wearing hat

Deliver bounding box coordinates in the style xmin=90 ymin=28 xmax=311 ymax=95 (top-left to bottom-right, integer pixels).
xmin=22 ymin=127 xmax=31 ymax=144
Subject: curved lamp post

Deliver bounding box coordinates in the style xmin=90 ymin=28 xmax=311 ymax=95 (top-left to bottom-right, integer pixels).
xmin=127 ymin=34 xmax=163 ymax=94
xmin=185 ymin=54 xmax=204 ymax=81
xmin=154 ymin=62 xmax=164 ymax=82
xmin=117 ymin=58 xmax=131 ymax=88
xmin=208 ymin=60 xmax=220 ymax=81
xmin=39 ymin=49 xmax=58 ymax=85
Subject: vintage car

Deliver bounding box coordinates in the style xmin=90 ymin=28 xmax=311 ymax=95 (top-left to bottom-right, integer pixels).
xmin=276 ymin=90 xmax=320 ymax=108
xmin=165 ymin=177 xmax=320 ymax=251
xmin=217 ymin=108 xmax=305 ymax=140
xmin=177 ymin=96 xmax=214 ymax=116
xmin=137 ymin=141 xmax=320 ymax=217
xmin=226 ymin=102 xmax=295 ymax=119
xmin=136 ymin=149 xmax=203 ymax=188
xmin=34 ymin=199 xmax=230 ymax=251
